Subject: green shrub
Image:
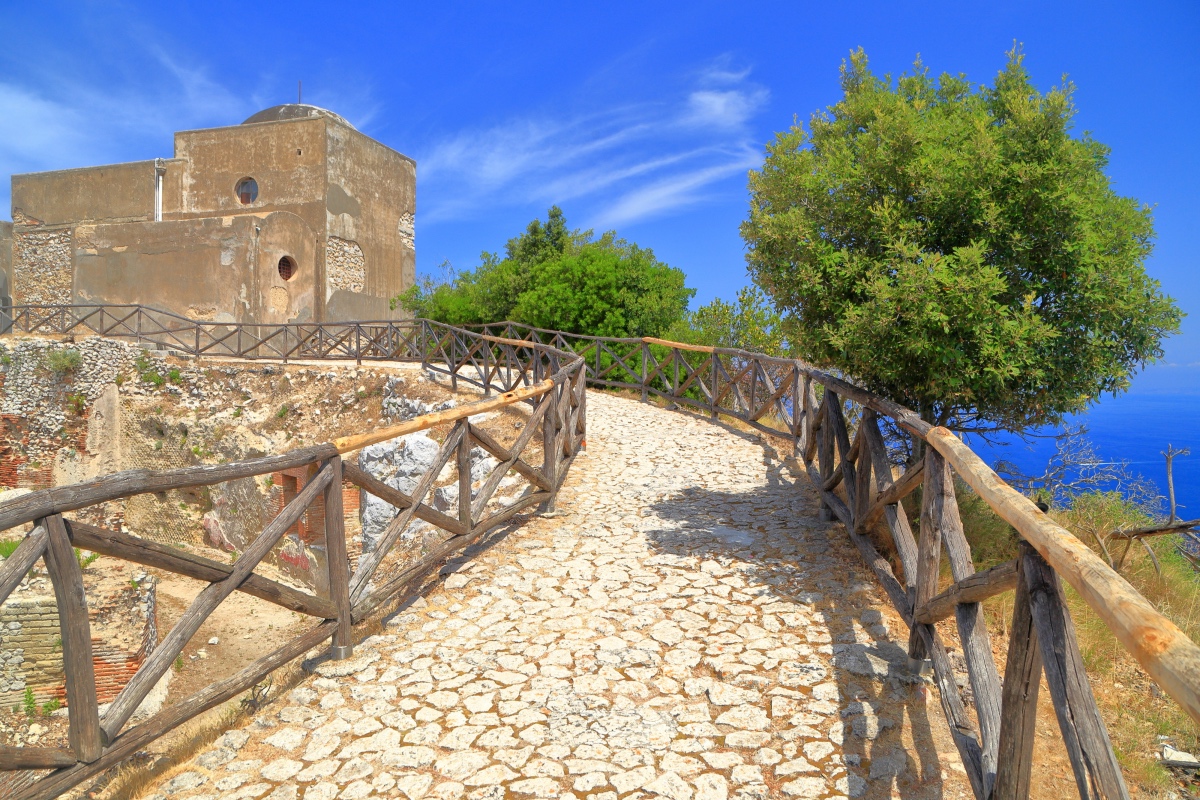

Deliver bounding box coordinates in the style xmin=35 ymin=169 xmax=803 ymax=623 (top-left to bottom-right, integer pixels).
xmin=135 ymin=352 xmax=165 ymax=386
xmin=168 ymin=368 xmax=182 ymax=384
xmin=74 ymin=548 xmax=98 ymax=570
xmin=276 ymin=404 xmax=290 ymax=419
xmin=22 ymin=687 xmax=36 ymax=717
xmin=66 ymin=392 xmax=87 ymax=416
xmin=0 ymin=539 xmax=21 ymax=559
xmin=47 ymin=348 xmax=82 ymax=374
xmin=41 ymin=698 xmax=61 ymax=715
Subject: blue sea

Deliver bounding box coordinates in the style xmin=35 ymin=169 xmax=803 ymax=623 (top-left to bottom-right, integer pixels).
xmin=968 ymin=393 xmax=1200 ymax=515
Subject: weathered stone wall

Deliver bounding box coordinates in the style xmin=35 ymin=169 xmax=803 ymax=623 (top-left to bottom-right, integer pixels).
xmin=398 ymin=212 xmax=415 ymax=250
xmin=324 ymin=120 xmax=415 ymax=321
xmin=0 ymin=338 xmax=136 ymax=488
xmin=12 ymin=228 xmax=72 ymax=305
xmin=326 ymin=236 xmax=366 ymax=295
xmin=0 ymin=220 xmax=12 ymax=307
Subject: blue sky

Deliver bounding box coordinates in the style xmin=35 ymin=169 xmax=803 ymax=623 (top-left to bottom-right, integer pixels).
xmin=2 ymin=1 xmax=1197 ymax=391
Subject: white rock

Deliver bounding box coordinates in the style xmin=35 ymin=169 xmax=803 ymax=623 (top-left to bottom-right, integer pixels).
xmin=260 ymin=758 xmax=303 ymax=781
xmin=395 ymin=772 xmax=435 ymax=800
xmin=263 ymin=727 xmax=306 ymax=752
xmin=715 ymin=706 xmax=769 ymax=730
xmin=693 ymin=772 xmax=729 ymax=800
xmin=781 ymin=776 xmax=828 ymax=796
xmin=463 ymin=765 xmax=519 ymax=786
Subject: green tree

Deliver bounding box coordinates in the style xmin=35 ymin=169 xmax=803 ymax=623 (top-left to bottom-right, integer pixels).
xmin=395 ymin=207 xmax=694 ymax=338
xmin=667 ymin=286 xmax=790 ymax=356
xmin=742 ymin=47 xmax=1182 ymax=432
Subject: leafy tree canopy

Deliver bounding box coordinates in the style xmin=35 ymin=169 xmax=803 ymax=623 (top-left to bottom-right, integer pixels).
xmin=742 ymin=46 xmax=1183 ymax=432
xmin=666 ymin=285 xmax=791 ymax=357
xmin=395 ymin=207 xmax=694 ymax=338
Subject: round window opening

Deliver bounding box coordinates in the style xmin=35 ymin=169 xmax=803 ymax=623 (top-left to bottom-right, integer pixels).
xmin=235 ymin=177 xmax=258 ymax=205
xmin=277 ymin=256 xmax=296 ymax=281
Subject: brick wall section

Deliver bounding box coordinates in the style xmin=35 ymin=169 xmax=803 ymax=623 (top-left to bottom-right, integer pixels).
xmin=270 ymin=472 xmax=358 ymax=540
xmin=0 ymin=580 xmax=156 ymax=709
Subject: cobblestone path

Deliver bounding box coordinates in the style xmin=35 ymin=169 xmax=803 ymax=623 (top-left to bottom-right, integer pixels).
xmin=143 ymin=392 xmax=971 ymax=800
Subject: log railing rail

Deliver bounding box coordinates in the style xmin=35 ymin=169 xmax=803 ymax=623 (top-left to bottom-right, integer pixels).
xmin=0 ymin=307 xmax=586 ymax=800
xmin=4 ymin=306 xmax=1200 ymax=798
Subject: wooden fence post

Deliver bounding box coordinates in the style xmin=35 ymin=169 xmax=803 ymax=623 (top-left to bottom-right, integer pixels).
xmin=790 ymin=367 xmax=803 ymax=456
xmin=324 ymin=456 xmax=353 ymax=660
xmin=909 ymin=447 xmax=943 ymax=663
xmin=419 ymin=320 xmax=428 ymax=370
xmin=482 ymin=340 xmax=491 ymax=396
xmin=667 ymin=349 xmax=679 ymax=410
xmin=640 ymin=342 xmax=649 ymax=403
xmin=458 ymin=421 xmax=474 ymax=531
xmin=1023 ymin=546 xmax=1130 ymax=799
xmin=926 ymin=448 xmax=1002 ymax=794
xmin=542 ymin=382 xmax=560 ymax=512
xmin=817 ymin=395 xmax=835 ymax=522
xmin=993 ymin=542 xmax=1043 ymax=800
xmin=709 ymin=355 xmax=719 ymax=419
xmin=42 ymin=514 xmax=103 ymax=761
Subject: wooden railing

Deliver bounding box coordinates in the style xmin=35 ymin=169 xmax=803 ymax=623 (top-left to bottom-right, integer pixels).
xmin=0 ymin=310 xmax=586 ymax=800
xmin=463 ymin=320 xmax=1200 ymax=800
xmin=5 ymin=306 xmax=1200 ymax=798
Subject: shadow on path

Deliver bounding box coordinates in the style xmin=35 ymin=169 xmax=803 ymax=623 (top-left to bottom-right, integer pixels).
xmin=637 ymin=436 xmax=957 ymax=799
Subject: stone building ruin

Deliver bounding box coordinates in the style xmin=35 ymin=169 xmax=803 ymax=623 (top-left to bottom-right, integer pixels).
xmin=0 ymin=104 xmax=415 ymax=323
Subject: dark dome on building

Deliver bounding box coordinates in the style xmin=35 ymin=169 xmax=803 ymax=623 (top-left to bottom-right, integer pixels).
xmin=242 ymin=104 xmax=355 ymax=130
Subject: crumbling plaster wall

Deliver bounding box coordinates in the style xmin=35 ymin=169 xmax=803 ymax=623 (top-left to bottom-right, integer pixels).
xmin=11 ymin=161 xmax=159 ymax=227
xmin=72 ymin=211 xmax=318 ymax=324
xmin=324 ymin=121 xmax=415 ymax=321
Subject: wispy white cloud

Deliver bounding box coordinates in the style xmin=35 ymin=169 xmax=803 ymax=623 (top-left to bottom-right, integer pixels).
xmin=0 ymin=84 xmax=91 ymax=174
xmin=0 ymin=41 xmax=253 ymax=213
xmin=594 ymin=145 xmax=761 ymax=227
xmin=682 ymin=88 xmax=769 ymax=130
xmin=417 ymin=59 xmax=769 ymax=227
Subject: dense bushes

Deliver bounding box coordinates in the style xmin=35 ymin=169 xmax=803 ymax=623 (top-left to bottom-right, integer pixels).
xmin=393 ymin=207 xmax=693 ymax=339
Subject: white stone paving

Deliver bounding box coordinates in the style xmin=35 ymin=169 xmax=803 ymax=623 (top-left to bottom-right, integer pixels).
xmin=143 ymin=391 xmax=971 ymax=800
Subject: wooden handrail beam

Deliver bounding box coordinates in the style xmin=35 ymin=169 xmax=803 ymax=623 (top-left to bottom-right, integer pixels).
xmin=0 ymin=445 xmax=337 ymax=534
xmin=0 ymin=525 xmax=46 ymax=607
xmin=65 ymin=520 xmax=335 ymax=618
xmin=342 ymin=462 xmax=469 ymax=537
xmin=0 ymin=745 xmax=76 ymax=770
